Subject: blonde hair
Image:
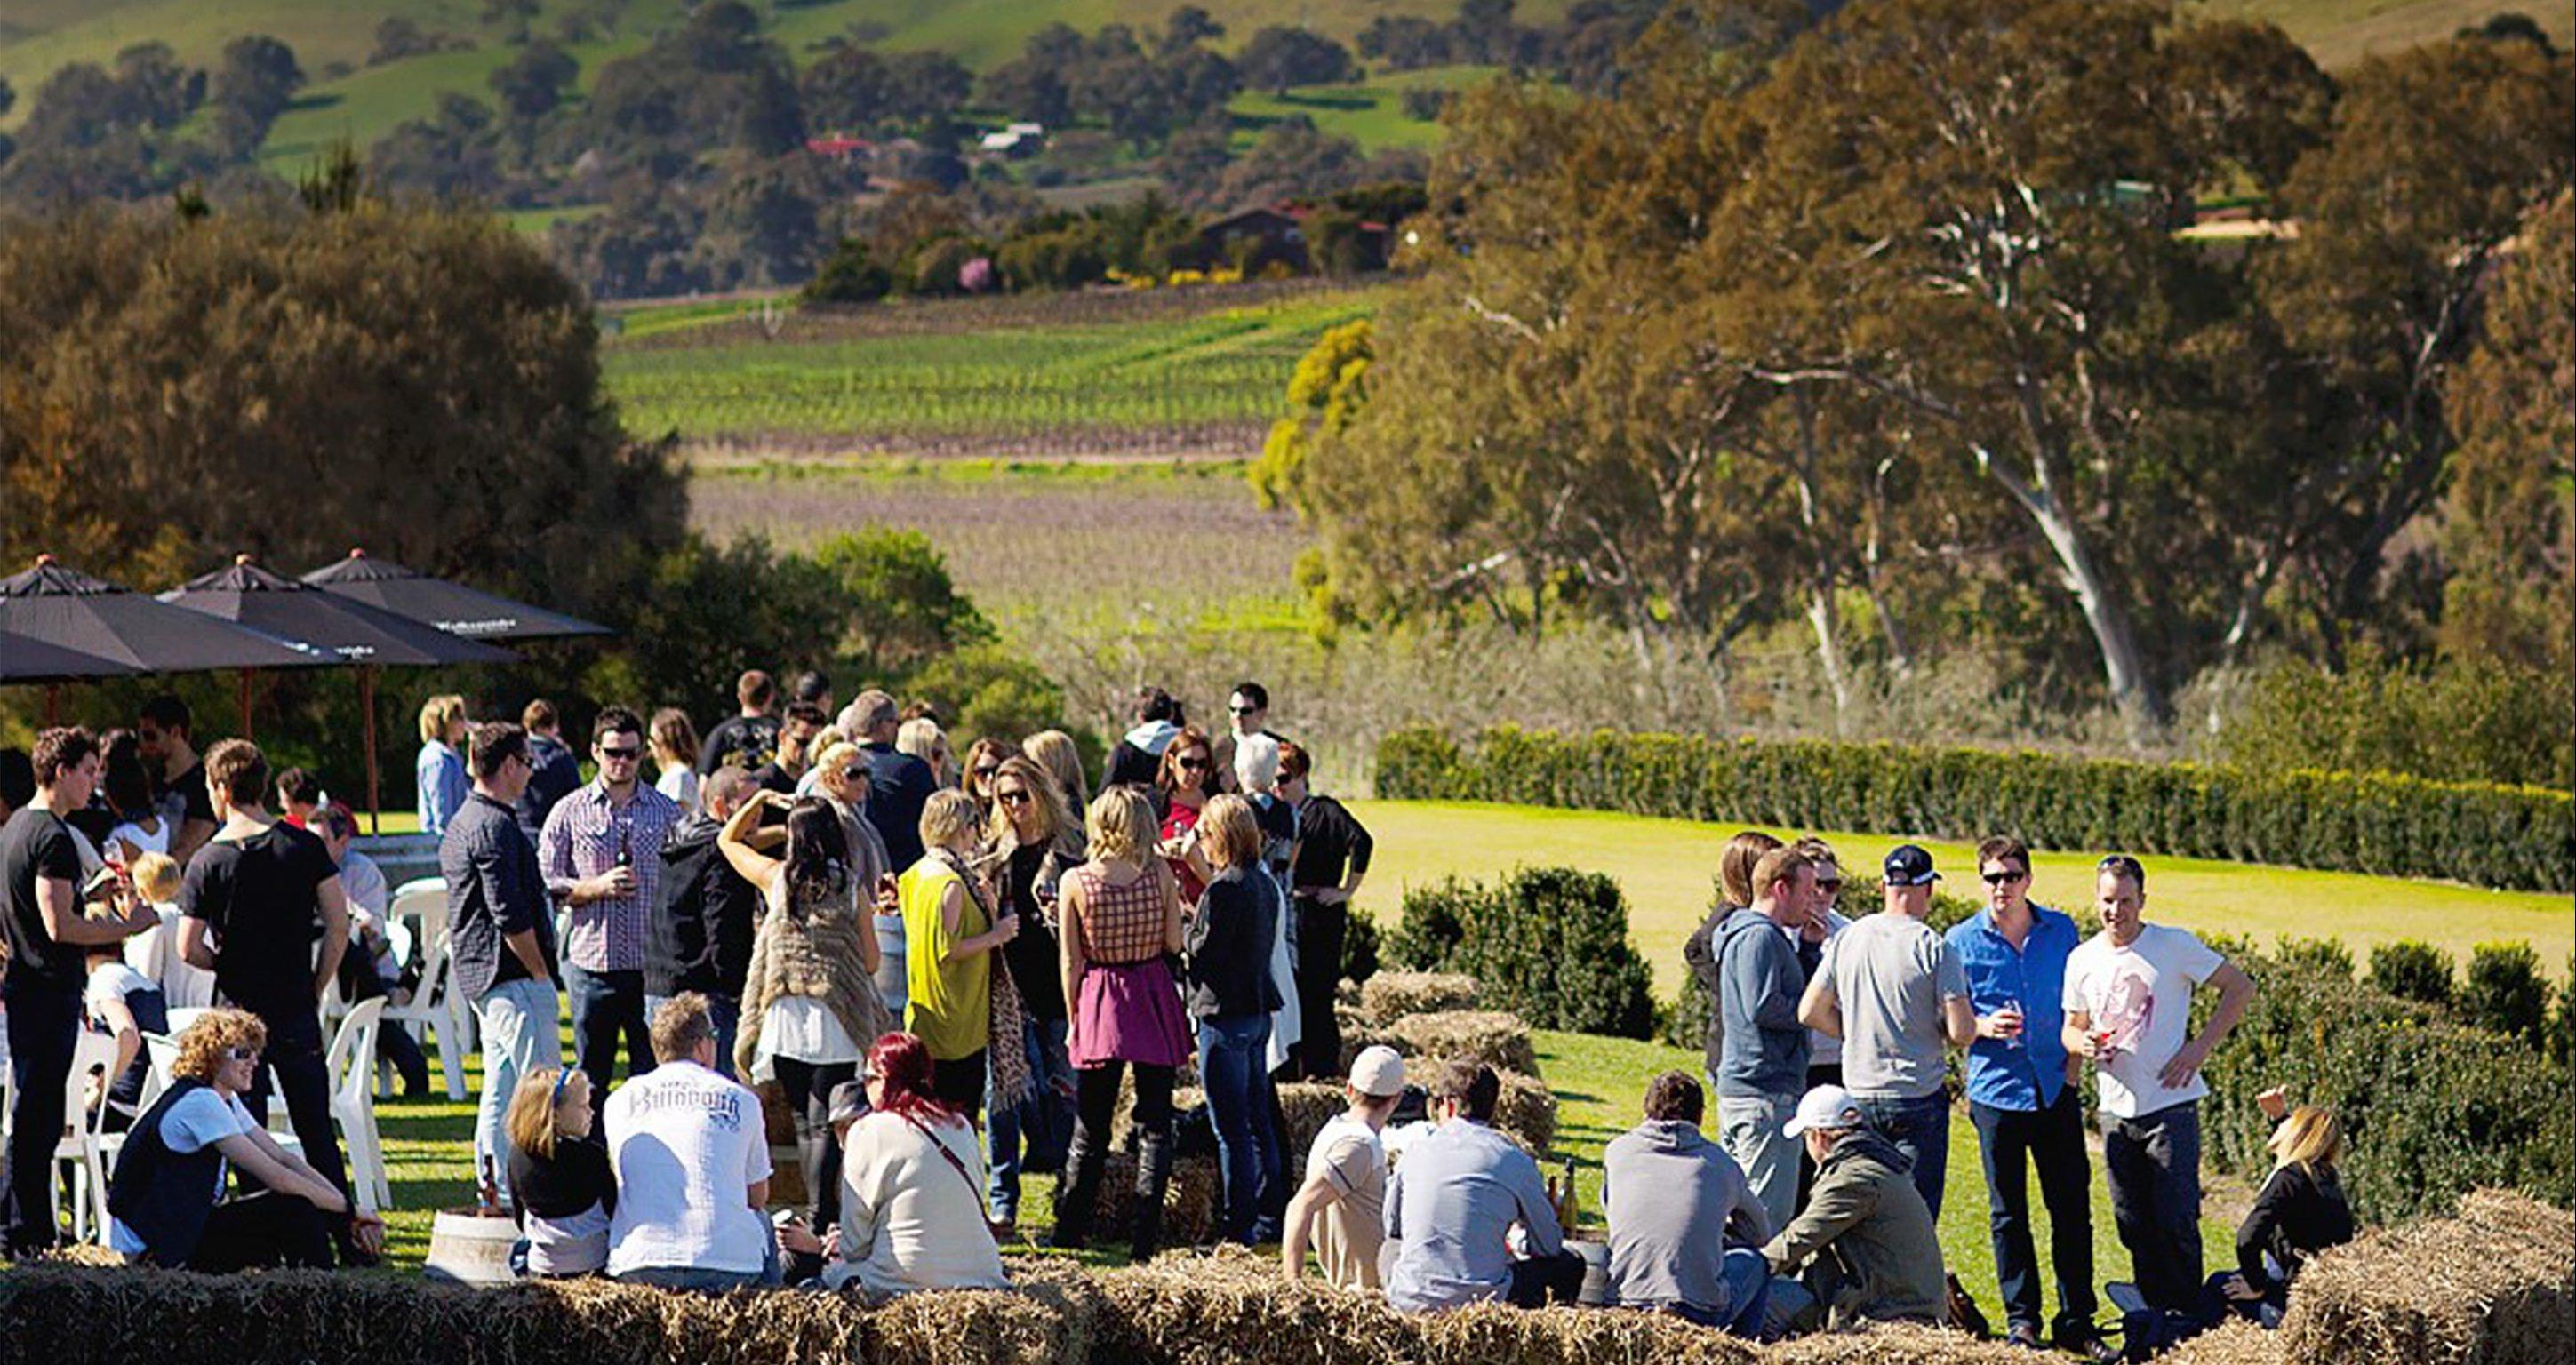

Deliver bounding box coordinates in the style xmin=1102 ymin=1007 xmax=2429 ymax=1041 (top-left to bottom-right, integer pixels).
xmin=131 ymin=850 xmax=182 ymax=903
xmin=1719 ymin=831 xmax=1784 ymax=906
xmin=1197 ymin=794 xmax=1261 ymax=871
xmin=918 ymin=788 xmax=981 ymax=853
xmin=2268 ymin=1105 xmax=2343 ymax=1173
xmin=897 ymin=717 xmax=946 ymax=765
xmin=508 ymin=1069 xmax=580 ymax=1161
xmin=1021 ymin=730 xmax=1086 ymax=808
xmin=173 ymin=1008 xmax=267 ymax=1083
xmin=812 ymin=740 xmax=864 ymax=789
xmin=1084 ymin=786 xmax=1158 ymax=865
xmin=986 ymin=754 xmax=1072 ymax=847
xmin=418 ymin=694 xmax=467 ymax=745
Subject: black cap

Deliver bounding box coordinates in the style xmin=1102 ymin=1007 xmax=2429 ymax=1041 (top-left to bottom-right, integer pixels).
xmin=1884 ymin=844 xmax=1940 ymax=887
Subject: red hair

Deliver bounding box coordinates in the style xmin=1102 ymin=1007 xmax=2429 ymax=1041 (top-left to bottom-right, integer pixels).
xmin=865 ymin=1032 xmax=958 ymax=1123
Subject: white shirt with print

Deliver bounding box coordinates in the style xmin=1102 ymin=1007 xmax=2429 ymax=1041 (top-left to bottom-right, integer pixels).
xmin=2063 ymin=923 xmax=2226 ymax=1120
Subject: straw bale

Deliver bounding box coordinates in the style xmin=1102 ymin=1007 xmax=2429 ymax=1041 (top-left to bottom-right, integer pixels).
xmin=1360 ymin=972 xmax=1484 ymax=1026
xmin=1421 ymin=1301 xmax=1761 ymax=1365
xmin=1492 ymin=1070 xmax=1560 ymax=1153
xmin=860 ymin=1281 xmax=1080 ymax=1365
xmin=1275 ymin=1081 xmax=1355 ymax=1159
xmin=2154 ymin=1319 xmax=2287 ymax=1365
xmin=1078 ymin=1152 xmax=1223 ymax=1249
xmin=1339 ymin=1012 xmax=1396 ymax=1071
xmin=1762 ymin=1322 xmax=2044 ymax=1364
xmin=1382 ymin=1010 xmax=1542 ymax=1080
xmin=1338 ymin=977 xmax=1364 ymax=1006
xmin=1092 ymin=1245 xmax=1422 ymax=1365
xmin=2282 ymin=1188 xmax=2573 ymax=1365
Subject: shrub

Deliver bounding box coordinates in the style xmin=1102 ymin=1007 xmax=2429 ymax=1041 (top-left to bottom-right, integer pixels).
xmin=1386 ymin=867 xmax=1657 ymax=1039
xmin=2460 ymin=941 xmax=2551 ymax=1048
xmin=902 ymin=643 xmax=1065 ymax=748
xmin=2366 ymin=939 xmax=2455 ymax=1007
xmin=2556 ymin=957 xmax=2574 ymax=1065
xmin=2274 ymin=937 xmax=2356 ymax=979
xmin=803 ymin=236 xmax=891 ymax=304
xmin=1374 ymin=725 xmax=2575 ymax=892
xmin=1659 ymin=976 xmax=1712 ymax=1054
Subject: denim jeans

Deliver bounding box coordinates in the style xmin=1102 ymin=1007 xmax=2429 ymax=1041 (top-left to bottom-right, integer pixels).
xmin=1972 ymin=1090 xmax=2099 ymax=1336
xmin=1855 ymin=1089 xmax=1951 ymax=1220
xmin=2105 ymin=1100 xmax=2204 ymax=1313
xmin=1716 ymin=1090 xmax=1803 ymax=1235
xmin=1634 ymin=1247 xmax=1772 ymax=1337
xmin=644 ymin=992 xmax=740 ymax=1079
xmin=615 ymin=1231 xmax=785 ymax=1292
xmin=474 ymin=977 xmax=564 ymax=1203
xmin=564 ymin=962 xmax=651 ymax=1091
xmin=986 ymin=1015 xmax=1076 ymax=1223
xmin=1196 ymin=1013 xmax=1281 ymax=1242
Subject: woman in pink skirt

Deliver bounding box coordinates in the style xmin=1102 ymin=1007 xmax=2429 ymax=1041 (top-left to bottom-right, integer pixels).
xmin=1049 ymin=785 xmax=1191 ymax=1260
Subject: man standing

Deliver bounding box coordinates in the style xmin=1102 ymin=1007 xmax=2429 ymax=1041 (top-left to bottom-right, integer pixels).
xmin=646 ymin=767 xmax=763 ymax=1076
xmin=1383 ymin=1061 xmax=1585 ymax=1313
xmin=1211 ymin=681 xmax=1276 ymax=794
xmin=696 ymin=670 xmax=781 ymax=776
xmin=541 ymin=706 xmax=684 ymax=1094
xmin=748 ymin=701 xmax=828 ymax=795
xmin=315 ymin=803 xmax=432 ymax=1099
xmin=1763 ymin=1084 xmax=1948 ymax=1333
xmin=2065 ymin=855 xmax=2255 ymax=1324
xmin=175 ymin=739 xmax=360 ymax=1261
xmin=515 ymin=699 xmax=586 ymax=842
xmin=444 ymin=722 xmax=562 ymax=1203
xmin=1281 ymin=1045 xmax=1405 ymax=1290
xmin=1 ymin=728 xmax=157 ymax=1255
xmin=1714 ymin=846 xmax=1815 ymax=1233
xmin=1099 ymin=686 xmax=1182 ymax=794
xmin=847 ymin=690 xmax=936 ymax=870
xmin=789 ymin=670 xmax=833 ymax=719
xmin=1602 ymin=1070 xmax=1772 ymax=1337
xmin=137 ymin=694 xmax=217 ymax=865
xmin=605 ymin=994 xmax=780 ymax=1290
xmin=1948 ymin=836 xmax=2113 ymax=1356
xmin=1799 ymin=843 xmax=1975 ymax=1218
xmin=1277 ymin=739 xmax=1372 ymax=1082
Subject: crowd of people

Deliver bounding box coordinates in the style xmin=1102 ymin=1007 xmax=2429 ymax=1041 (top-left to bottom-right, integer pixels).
xmin=0 ymin=677 xmax=2353 ymax=1353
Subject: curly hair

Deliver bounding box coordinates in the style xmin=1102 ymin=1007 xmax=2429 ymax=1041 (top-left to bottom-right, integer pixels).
xmin=174 ymin=1008 xmax=268 ymax=1083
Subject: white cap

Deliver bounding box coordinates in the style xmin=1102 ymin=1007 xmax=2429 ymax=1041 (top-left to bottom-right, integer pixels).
xmin=1348 ymin=1044 xmax=1406 ymax=1098
xmin=1782 ymin=1084 xmax=1865 ymax=1138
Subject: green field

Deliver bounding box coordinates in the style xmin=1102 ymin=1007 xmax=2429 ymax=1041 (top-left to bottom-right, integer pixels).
xmin=1342 ymin=801 xmax=2575 ymax=994
xmin=604 ymin=286 xmax=1379 ymax=450
xmin=1231 ymin=65 xmax=1498 ymax=153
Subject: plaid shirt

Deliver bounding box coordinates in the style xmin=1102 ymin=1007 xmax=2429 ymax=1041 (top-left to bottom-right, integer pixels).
xmin=539 ymin=779 xmax=684 ymax=973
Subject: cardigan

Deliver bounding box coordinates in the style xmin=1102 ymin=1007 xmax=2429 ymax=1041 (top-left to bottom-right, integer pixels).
xmin=735 ymin=876 xmax=893 ymax=1076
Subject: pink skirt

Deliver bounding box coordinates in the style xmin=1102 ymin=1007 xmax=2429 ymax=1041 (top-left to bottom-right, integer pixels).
xmin=1068 ymin=957 xmax=1192 ymax=1069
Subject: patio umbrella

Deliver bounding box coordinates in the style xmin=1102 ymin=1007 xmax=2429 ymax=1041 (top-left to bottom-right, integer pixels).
xmin=300 ymin=547 xmax=612 ymax=642
xmin=2 ymin=555 xmax=328 ymax=724
xmin=162 ymin=556 xmax=522 ymax=830
xmin=1 ymin=628 xmax=144 ymax=686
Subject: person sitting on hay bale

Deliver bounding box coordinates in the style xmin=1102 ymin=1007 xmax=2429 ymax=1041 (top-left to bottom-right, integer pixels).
xmin=1383 ymin=1059 xmax=1585 ymax=1313
xmin=786 ymin=1032 xmax=1009 ymax=1297
xmin=604 ymin=993 xmax=782 ymax=1291
xmin=105 ymin=1006 xmax=387 ymax=1270
xmin=2212 ymin=1092 xmax=2354 ymax=1329
xmin=1760 ymin=1084 xmax=1946 ymax=1335
xmin=506 ymin=1066 xmax=615 ymax=1279
xmin=1281 ymin=1044 xmax=1406 ymax=1291
xmin=1603 ymin=1069 xmax=1770 ymax=1337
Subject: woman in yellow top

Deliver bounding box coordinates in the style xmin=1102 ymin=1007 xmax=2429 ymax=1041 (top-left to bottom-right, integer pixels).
xmin=899 ymin=789 xmax=1019 ymax=1120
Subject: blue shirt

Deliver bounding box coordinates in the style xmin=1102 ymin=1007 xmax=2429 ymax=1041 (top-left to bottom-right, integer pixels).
xmin=860 ymin=743 xmax=938 ymax=871
xmin=416 ymin=741 xmax=468 ymax=838
xmin=1384 ymin=1119 xmax=1564 ymax=1313
xmin=1947 ymin=906 xmax=2081 ymax=1112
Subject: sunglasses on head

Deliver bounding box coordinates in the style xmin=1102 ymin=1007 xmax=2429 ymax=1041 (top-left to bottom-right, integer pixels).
xmin=1981 ymin=868 xmax=2029 ymax=886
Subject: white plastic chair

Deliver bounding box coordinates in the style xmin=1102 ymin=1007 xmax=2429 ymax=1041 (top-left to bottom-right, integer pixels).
xmin=53 ymin=1030 xmax=121 ymax=1241
xmin=325 ymin=996 xmax=392 ymax=1212
xmin=378 ymin=878 xmax=470 ymax=1100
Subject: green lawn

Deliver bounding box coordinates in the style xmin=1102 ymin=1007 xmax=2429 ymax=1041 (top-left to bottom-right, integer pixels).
xmin=1229 ymin=65 xmax=1499 ymax=154
xmin=1343 ymin=800 xmax=2573 ymax=993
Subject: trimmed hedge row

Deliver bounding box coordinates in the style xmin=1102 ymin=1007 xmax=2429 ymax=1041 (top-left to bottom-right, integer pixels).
xmin=1376 ymin=726 xmax=2575 ymax=891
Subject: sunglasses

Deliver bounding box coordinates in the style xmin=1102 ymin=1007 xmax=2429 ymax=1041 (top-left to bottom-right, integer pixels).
xmin=1981 ymin=869 xmax=2030 ymax=886
xmin=224 ymin=1046 xmax=260 ymax=1064
xmin=598 ymin=746 xmax=642 ymax=761
xmin=1177 ymin=756 xmax=1210 ymax=772
xmin=996 ymin=788 xmax=1032 ymax=806
xmin=973 ymin=765 xmax=1002 ymax=781
xmin=1816 ymin=879 xmax=1843 ymax=893
xmin=841 ymin=766 xmax=868 ymax=784
xmin=1228 ymin=705 xmax=1260 ymax=715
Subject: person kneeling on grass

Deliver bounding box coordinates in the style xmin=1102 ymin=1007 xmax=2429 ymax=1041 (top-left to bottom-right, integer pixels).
xmin=106 ymin=1007 xmax=386 ymax=1270
xmin=1383 ymin=1059 xmax=1585 ymax=1313
xmin=2212 ymin=1091 xmax=2353 ymax=1329
xmin=1760 ymin=1084 xmax=1946 ymax=1336
xmin=1281 ymin=1044 xmax=1406 ymax=1291
xmin=508 ymin=1066 xmax=616 ymax=1278
xmin=1604 ymin=1070 xmax=1771 ymax=1337
xmin=605 ymin=993 xmax=782 ymax=1290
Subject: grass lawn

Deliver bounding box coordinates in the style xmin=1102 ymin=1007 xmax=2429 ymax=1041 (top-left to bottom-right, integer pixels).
xmin=1343 ymin=800 xmax=2573 ymax=994
xmin=1228 ymin=66 xmax=1499 ymax=154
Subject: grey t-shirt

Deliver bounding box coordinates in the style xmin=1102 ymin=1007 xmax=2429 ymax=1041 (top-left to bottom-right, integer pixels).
xmin=1817 ymin=912 xmax=1969 ymax=1099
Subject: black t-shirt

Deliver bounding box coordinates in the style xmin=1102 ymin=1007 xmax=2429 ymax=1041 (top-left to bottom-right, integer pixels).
xmin=697 ymin=714 xmax=781 ymax=776
xmin=748 ymin=761 xmax=799 ymax=795
xmin=65 ymin=801 xmax=117 ymax=852
xmin=999 ymin=843 xmax=1068 ymax=1022
xmin=511 ymin=1130 xmax=618 ymax=1221
xmin=0 ymin=806 xmax=87 ymax=991
xmin=164 ymin=759 xmax=217 ymax=828
xmin=180 ymin=822 xmax=337 ymax=1018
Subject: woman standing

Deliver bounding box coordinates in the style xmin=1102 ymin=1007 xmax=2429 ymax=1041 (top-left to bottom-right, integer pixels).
xmin=1153 ymin=726 xmax=1218 ymax=903
xmin=899 ymin=790 xmax=1020 ymax=1120
xmin=1184 ymin=795 xmax=1284 ymax=1243
xmin=413 ymin=694 xmax=470 ymax=837
xmin=898 ymin=717 xmax=956 ymax=790
xmin=1021 ymin=730 xmax=1089 ymax=818
xmin=102 ymin=733 xmax=171 ymax=863
xmin=1051 ymin=786 xmax=1191 ymax=1261
xmin=981 ymin=754 xmax=1084 ymax=1233
xmin=721 ymin=792 xmax=892 ymax=1233
xmin=960 ymin=738 xmax=1015 ymax=817
xmin=811 ymin=741 xmax=907 ymax=1021
xmin=649 ymin=708 xmax=702 ymax=814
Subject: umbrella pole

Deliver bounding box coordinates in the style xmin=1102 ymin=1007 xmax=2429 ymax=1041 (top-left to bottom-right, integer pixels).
xmin=239 ymin=669 xmax=255 ymax=739
xmin=361 ymin=667 xmax=383 ymax=836
xmin=45 ymin=683 xmax=60 ymax=726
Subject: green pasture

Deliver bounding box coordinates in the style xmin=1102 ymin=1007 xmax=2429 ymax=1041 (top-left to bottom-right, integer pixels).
xmin=1343 ymin=800 xmax=2575 ymax=994
xmin=1230 ymin=65 xmax=1498 ymax=153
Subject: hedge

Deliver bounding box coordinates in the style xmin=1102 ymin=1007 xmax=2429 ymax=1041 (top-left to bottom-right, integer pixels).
xmin=1386 ymin=866 xmax=1659 ymax=1039
xmin=1375 ymin=726 xmax=2575 ymax=891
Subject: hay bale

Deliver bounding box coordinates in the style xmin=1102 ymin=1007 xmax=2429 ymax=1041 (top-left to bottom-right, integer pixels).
xmin=1078 ymin=1153 xmax=1223 ymax=1249
xmin=1359 ymin=972 xmax=1483 ymax=1026
xmin=2156 ymin=1319 xmax=2289 ymax=1365
xmin=1337 ymin=1010 xmax=1395 ymax=1073
xmin=1093 ymin=1245 xmax=1421 ymax=1365
xmin=1763 ymin=1321 xmax=2033 ymax=1363
xmin=1275 ymin=1081 xmax=1352 ymax=1161
xmin=860 ymin=1281 xmax=1081 ymax=1365
xmin=2283 ymin=1188 xmax=2574 ymax=1365
xmin=1382 ymin=1010 xmax=1541 ymax=1080
xmin=1492 ymin=1070 xmax=1559 ymax=1153
xmin=1419 ymin=1301 xmax=1762 ymax=1364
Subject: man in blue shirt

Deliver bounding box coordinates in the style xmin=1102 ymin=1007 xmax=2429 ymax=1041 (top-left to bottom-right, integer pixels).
xmin=1945 ymin=836 xmax=2113 ymax=1360
xmin=1383 ymin=1060 xmax=1584 ymax=1313
xmin=844 ymin=690 xmax=937 ymax=870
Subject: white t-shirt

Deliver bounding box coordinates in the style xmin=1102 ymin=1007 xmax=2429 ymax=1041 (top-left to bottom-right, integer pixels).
xmin=1302 ymin=1112 xmax=1389 ymax=1289
xmin=125 ymin=905 xmax=220 ymax=1010
xmin=657 ymin=766 xmax=700 ymax=814
xmin=108 ymin=818 xmax=171 ymax=860
xmin=604 ymin=1058 xmax=774 ymax=1276
xmin=2063 ymin=923 xmax=2228 ymax=1119
xmin=108 ymin=1086 xmax=255 ymax=1255
xmin=84 ymin=960 xmax=156 ymax=1020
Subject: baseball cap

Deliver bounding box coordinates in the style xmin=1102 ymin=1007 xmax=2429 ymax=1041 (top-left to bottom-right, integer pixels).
xmin=827 ymin=1080 xmax=868 ymax=1128
xmin=1348 ymin=1044 xmax=1406 ymax=1098
xmin=1883 ymin=843 xmax=1940 ymax=887
xmin=1782 ymin=1084 xmax=1866 ymax=1138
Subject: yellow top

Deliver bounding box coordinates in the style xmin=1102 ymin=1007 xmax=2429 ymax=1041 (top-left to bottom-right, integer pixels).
xmin=899 ymin=854 xmax=989 ymax=1061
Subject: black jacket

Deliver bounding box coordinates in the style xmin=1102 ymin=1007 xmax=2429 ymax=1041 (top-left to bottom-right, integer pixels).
xmin=1682 ymin=903 xmax=1740 ymax=1078
xmin=1185 ymin=866 xmax=1282 ymax=1021
xmin=648 ymin=812 xmax=759 ymax=1000
xmin=515 ymin=731 xmax=584 ymax=843
xmin=2236 ymin=1161 xmax=2355 ymax=1308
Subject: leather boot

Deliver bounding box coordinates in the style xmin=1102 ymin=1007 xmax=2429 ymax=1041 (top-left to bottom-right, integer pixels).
xmin=1052 ymin=1124 xmax=1100 ymax=1249
xmin=1130 ymin=1128 xmax=1173 ymax=1262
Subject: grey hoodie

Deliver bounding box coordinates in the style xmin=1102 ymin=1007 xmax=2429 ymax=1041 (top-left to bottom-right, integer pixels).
xmin=1602 ymin=1118 xmax=1768 ymax=1314
xmin=1716 ymin=909 xmax=1811 ymax=1097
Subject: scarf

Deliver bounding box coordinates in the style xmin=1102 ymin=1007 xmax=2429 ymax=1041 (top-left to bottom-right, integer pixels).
xmin=938 ymin=847 xmax=1033 ymax=1113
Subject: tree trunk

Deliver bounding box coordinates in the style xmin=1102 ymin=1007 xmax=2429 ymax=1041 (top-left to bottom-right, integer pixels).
xmin=2019 ymin=483 xmax=2169 ymax=745
xmin=1806 ymin=582 xmax=1852 ymax=734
